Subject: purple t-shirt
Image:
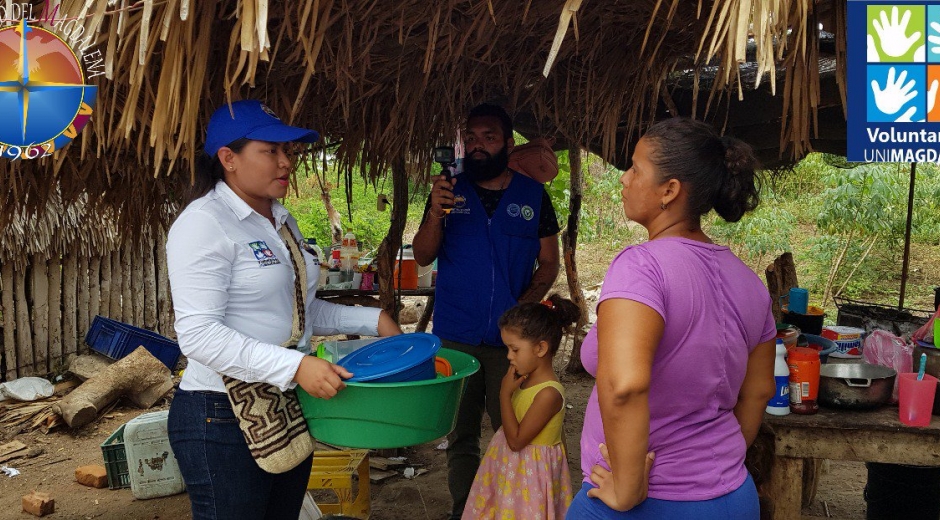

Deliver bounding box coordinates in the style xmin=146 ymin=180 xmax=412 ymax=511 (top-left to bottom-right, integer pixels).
xmin=579 ymin=237 xmax=776 ymax=501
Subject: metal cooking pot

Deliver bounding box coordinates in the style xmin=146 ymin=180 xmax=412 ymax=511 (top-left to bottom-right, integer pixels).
xmin=818 ymin=363 xmax=896 ymax=410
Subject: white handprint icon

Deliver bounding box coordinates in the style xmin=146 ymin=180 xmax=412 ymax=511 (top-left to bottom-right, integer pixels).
xmin=872 ymin=67 xmax=918 ymax=115
xmin=929 ymin=21 xmax=940 ymax=56
xmin=872 ymin=6 xmax=923 ymax=58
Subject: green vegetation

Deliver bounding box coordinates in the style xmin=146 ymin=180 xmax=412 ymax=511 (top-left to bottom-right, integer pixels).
xmin=285 ymin=152 xmax=940 ymax=316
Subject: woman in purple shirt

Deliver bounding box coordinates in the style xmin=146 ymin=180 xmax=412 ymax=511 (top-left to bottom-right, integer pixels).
xmin=567 ymin=118 xmax=777 ymax=519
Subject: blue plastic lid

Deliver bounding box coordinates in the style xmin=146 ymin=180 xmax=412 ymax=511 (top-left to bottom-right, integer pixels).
xmin=337 ymin=333 xmax=441 ymax=382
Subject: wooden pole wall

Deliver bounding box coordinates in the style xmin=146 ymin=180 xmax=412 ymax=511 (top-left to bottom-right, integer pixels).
xmin=0 ymin=238 xmax=176 ymax=381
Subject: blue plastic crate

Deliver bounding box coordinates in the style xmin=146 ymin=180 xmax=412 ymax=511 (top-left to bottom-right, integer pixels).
xmin=86 ymin=315 xmax=181 ymax=370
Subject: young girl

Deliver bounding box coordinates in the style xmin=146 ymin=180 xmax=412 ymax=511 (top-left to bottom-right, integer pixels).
xmin=462 ymin=294 xmax=580 ymax=520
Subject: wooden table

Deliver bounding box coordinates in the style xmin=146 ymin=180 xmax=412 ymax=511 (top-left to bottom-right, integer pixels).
xmin=763 ymin=407 xmax=940 ymax=519
xmin=316 ymin=287 xmax=436 ymax=332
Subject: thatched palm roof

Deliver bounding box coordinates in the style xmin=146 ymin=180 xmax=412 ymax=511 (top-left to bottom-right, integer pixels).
xmin=0 ymin=0 xmax=836 ymax=250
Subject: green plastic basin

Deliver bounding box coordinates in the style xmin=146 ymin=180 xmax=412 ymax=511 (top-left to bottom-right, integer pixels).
xmin=297 ymin=347 xmax=479 ymax=449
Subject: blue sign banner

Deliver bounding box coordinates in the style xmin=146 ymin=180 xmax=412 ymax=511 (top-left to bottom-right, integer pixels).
xmin=848 ymin=1 xmax=940 ymax=162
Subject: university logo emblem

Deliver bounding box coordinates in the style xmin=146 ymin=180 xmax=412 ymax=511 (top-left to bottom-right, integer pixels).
xmin=0 ymin=19 xmax=97 ymax=160
xmin=507 ymin=203 xmax=521 ymax=217
xmin=521 ymin=205 xmax=534 ymax=221
xmin=249 ymin=241 xmax=281 ymax=266
xmin=849 ymin=1 xmax=940 ymax=161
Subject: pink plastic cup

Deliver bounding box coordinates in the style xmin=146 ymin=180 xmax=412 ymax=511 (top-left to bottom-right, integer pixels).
xmin=898 ymin=373 xmax=938 ymax=427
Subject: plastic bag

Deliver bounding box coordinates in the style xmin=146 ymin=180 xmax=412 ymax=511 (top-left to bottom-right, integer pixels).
xmin=0 ymin=377 xmax=54 ymax=402
xmin=911 ymin=306 xmax=938 ymax=344
xmin=863 ymin=330 xmax=914 ymax=402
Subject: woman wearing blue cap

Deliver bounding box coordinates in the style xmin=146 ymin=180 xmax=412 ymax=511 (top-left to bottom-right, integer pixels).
xmin=166 ymin=100 xmax=402 ymax=519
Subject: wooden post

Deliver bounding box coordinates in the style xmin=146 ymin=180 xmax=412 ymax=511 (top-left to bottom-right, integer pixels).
xmin=768 ymin=457 xmax=803 ymax=520
xmin=99 ymin=251 xmax=112 ymax=318
xmin=563 ymin=149 xmax=589 ymax=374
xmin=144 ymin=240 xmax=158 ymax=331
xmin=156 ymin=233 xmax=174 ymax=339
xmin=122 ymin=245 xmax=134 ymax=324
xmin=63 ymin=252 xmax=78 ymax=357
xmin=15 ymin=264 xmax=33 ymax=376
xmin=376 ymin=156 xmax=409 ymax=321
xmin=132 ymin=240 xmax=144 ymax=326
xmin=899 ymin=162 xmax=916 ymax=310
xmin=765 ymin=252 xmax=799 ymax=323
xmin=2 ymin=262 xmax=17 ymax=381
xmin=31 ymin=255 xmax=49 ymax=373
xmin=48 ymin=255 xmax=63 ymax=365
xmin=77 ymin=254 xmax=90 ymax=343
xmin=110 ymin=249 xmax=122 ymax=320
xmin=88 ymin=256 xmax=101 ymax=343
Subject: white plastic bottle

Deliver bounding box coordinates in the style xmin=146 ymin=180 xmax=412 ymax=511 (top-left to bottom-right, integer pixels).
xmin=766 ymin=339 xmax=791 ymax=416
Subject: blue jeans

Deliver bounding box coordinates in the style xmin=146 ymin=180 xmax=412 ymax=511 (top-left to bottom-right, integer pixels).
xmin=566 ymin=474 xmax=759 ymax=520
xmin=167 ymin=389 xmax=313 ymax=520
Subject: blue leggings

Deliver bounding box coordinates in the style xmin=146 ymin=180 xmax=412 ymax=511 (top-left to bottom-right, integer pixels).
xmin=566 ymin=474 xmax=759 ymax=520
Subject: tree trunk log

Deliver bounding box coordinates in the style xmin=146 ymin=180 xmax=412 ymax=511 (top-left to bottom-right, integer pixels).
xmin=765 ymin=252 xmax=799 ymax=322
xmin=377 ymin=156 xmax=409 ymax=320
xmin=563 ymin=149 xmax=589 ymax=374
xmin=32 ymin=255 xmax=49 ymax=373
xmin=53 ymin=346 xmax=173 ymax=428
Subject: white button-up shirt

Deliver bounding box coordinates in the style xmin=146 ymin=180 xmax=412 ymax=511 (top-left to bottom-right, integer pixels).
xmin=166 ymin=181 xmax=381 ymax=393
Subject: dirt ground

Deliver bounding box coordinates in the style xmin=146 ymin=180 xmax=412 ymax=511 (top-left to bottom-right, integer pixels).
xmin=0 ymin=367 xmax=871 ymax=520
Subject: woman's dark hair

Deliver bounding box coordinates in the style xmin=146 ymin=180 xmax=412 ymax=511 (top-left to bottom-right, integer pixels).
xmin=642 ymin=117 xmax=761 ymax=223
xmin=189 ymin=138 xmax=250 ymax=201
xmin=498 ymin=294 xmax=581 ymax=355
xmin=467 ymin=103 xmax=513 ymax=140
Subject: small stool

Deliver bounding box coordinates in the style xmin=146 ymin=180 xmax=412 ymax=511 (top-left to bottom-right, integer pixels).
xmin=307 ymin=449 xmax=370 ymax=519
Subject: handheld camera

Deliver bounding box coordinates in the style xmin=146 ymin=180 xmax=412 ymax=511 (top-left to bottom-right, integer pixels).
xmin=433 ymin=146 xmax=456 ymax=213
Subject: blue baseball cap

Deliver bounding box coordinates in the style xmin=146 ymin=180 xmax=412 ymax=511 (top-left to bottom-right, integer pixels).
xmin=204 ymin=100 xmax=320 ymax=157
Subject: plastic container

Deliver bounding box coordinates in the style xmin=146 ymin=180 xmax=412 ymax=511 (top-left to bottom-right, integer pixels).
xmin=766 ymin=339 xmax=791 ymax=415
xmin=337 ymin=333 xmax=440 ymax=383
xmin=898 ymin=373 xmax=938 ymax=427
xmin=297 ymin=348 xmax=480 ymax=449
xmin=822 ymin=325 xmax=865 ymax=358
xmin=776 ymin=324 xmax=801 ymax=349
xmin=123 ymin=412 xmax=184 ymax=497
xmin=417 ymin=263 xmax=433 ymax=288
xmin=303 ymin=238 xmax=323 ymax=265
xmin=315 ymin=338 xmax=381 ymax=363
xmin=86 ymin=315 xmax=181 ymax=370
xmin=788 ymin=347 xmax=820 ymax=414
xmin=393 ymin=247 xmax=418 ymax=290
xmin=802 ymin=333 xmax=839 ymax=363
xmin=341 ymin=232 xmax=360 ymax=276
xmin=782 ymin=306 xmax=826 ymax=335
xmin=100 ymin=426 xmax=130 ymax=489
xmin=123 ymin=410 xmax=185 ymax=499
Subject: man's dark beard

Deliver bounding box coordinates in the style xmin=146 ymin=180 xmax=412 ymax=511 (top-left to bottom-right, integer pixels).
xmin=463 ymin=146 xmax=510 ymax=184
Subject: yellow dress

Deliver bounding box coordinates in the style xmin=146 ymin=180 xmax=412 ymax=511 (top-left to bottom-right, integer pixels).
xmin=461 ymin=380 xmax=573 ymax=520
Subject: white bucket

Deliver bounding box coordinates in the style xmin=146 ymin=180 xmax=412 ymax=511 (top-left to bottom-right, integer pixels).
xmin=123 ymin=410 xmax=185 ymax=499
xmin=417 ymin=263 xmax=433 ymax=288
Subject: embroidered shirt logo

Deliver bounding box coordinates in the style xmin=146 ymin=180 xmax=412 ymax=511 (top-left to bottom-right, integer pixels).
xmin=507 ymin=203 xmax=521 ymax=217
xmin=521 ymin=205 xmax=535 ymax=221
xmin=249 ymin=241 xmax=281 ymax=267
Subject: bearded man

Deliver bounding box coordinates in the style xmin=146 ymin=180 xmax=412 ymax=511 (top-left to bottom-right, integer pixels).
xmin=412 ymin=103 xmax=560 ymax=519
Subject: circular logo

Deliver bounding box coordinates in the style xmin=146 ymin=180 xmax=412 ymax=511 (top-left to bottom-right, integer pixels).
xmin=521 ymin=205 xmax=535 ymax=221
xmin=454 ymin=194 xmax=467 ymax=209
xmin=507 ymin=203 xmax=521 ymax=217
xmin=0 ymin=20 xmax=97 ymax=159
